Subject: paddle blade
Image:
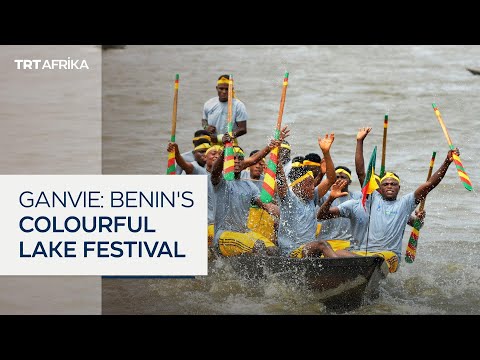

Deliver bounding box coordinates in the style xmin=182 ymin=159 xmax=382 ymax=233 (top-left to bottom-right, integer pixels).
xmin=223 ymin=141 xmax=235 ymax=181
xmin=260 ymin=147 xmax=279 ymax=203
xmin=166 ymin=151 xmax=176 ymax=175
xmin=166 ymin=133 xmax=176 ymax=175
xmin=432 ymin=103 xmax=472 ymax=191
xmin=405 ymin=219 xmax=422 ymax=263
xmin=452 ymin=152 xmax=473 ymax=191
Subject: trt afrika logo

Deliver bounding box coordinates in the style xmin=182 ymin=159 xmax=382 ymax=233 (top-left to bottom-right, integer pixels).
xmin=14 ymin=58 xmax=89 ymax=70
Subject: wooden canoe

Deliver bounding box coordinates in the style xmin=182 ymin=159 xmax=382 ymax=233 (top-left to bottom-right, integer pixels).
xmin=214 ymin=255 xmax=389 ymax=312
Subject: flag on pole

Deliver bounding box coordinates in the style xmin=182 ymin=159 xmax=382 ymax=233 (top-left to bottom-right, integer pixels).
xmin=361 ymin=146 xmax=379 ymax=210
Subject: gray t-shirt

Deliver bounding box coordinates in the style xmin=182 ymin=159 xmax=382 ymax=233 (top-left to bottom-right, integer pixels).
xmin=240 ymin=170 xmax=264 ymax=192
xmin=189 ymin=161 xmax=208 ymax=175
xmin=335 ymin=196 xmax=370 ymax=249
xmin=212 ymin=177 xmax=260 ymax=246
xmin=338 ymin=191 xmax=417 ymax=259
xmin=203 ymin=97 xmax=248 ymax=135
xmin=277 ymin=189 xmax=317 ymax=256
xmin=207 ymin=173 xmax=215 ymax=224
xmin=175 ymin=151 xmax=195 ymax=174
xmin=317 ymin=190 xmax=362 ymax=244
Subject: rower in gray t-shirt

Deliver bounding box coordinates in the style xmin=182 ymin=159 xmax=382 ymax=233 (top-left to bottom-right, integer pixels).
xmin=240 ymin=170 xmax=264 ymax=192
xmin=317 ymin=190 xmax=362 ymax=245
xmin=175 ymin=151 xmax=194 ymax=174
xmin=337 ymin=191 xmax=416 ymax=258
xmin=277 ymin=188 xmax=318 ymax=256
xmin=359 ymin=191 xmax=416 ymax=259
xmin=212 ymin=177 xmax=260 ymax=246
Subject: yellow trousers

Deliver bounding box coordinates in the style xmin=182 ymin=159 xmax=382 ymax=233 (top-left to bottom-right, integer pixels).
xmin=218 ymin=230 xmax=276 ymax=257
xmin=350 ymin=250 xmax=399 ymax=273
xmin=247 ymin=207 xmax=276 ymax=243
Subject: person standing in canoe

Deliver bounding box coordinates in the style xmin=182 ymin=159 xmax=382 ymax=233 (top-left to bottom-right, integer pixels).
xmin=276 ymin=132 xmax=352 ymax=258
xmin=317 ymin=147 xmax=459 ymax=272
xmin=202 ymin=74 xmax=248 ymax=146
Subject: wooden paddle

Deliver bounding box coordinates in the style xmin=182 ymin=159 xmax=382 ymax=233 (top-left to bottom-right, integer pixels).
xmin=222 ymin=75 xmax=235 ymax=180
xmin=405 ymin=151 xmax=436 ymax=263
xmin=432 ymin=103 xmax=473 ymax=191
xmin=260 ymin=72 xmax=289 ymax=203
xmin=380 ymin=114 xmax=388 ymax=178
xmin=166 ymin=74 xmax=179 ymax=175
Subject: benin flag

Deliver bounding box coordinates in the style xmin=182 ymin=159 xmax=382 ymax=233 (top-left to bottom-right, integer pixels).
xmin=361 ymin=146 xmax=379 ymax=210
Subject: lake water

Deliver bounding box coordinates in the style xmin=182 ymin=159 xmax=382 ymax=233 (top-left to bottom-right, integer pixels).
xmin=102 ymin=45 xmax=480 ymax=315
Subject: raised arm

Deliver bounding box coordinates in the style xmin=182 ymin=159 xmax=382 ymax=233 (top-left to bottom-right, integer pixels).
xmin=414 ymin=148 xmax=457 ymax=203
xmin=167 ymin=142 xmax=194 ymax=174
xmin=407 ymin=209 xmax=426 ymax=228
xmin=316 ymin=133 xmax=336 ymax=198
xmin=242 ymin=126 xmax=290 ymax=169
xmin=210 ymin=145 xmax=225 ymax=186
xmin=355 ymin=127 xmax=372 ymax=186
xmin=275 ymin=159 xmax=288 ymax=200
xmin=317 ymin=179 xmax=348 ymax=220
xmin=313 ymin=159 xmax=326 ymax=187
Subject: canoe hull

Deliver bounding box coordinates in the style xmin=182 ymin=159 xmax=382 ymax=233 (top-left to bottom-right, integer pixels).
xmin=217 ymin=255 xmax=389 ymax=312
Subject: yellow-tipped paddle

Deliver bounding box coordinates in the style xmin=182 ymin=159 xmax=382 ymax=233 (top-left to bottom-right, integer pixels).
xmin=166 ymin=74 xmax=179 ymax=175
xmin=260 ymin=72 xmax=289 ymax=203
xmin=432 ymin=103 xmax=472 ymax=191
xmin=380 ymin=114 xmax=388 ymax=178
xmin=405 ymin=151 xmax=436 ymax=263
xmin=222 ymin=75 xmax=235 ymax=180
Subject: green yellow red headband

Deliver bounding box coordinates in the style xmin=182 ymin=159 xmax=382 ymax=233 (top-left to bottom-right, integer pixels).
xmin=280 ymin=143 xmax=291 ymax=150
xmin=205 ymin=145 xmax=223 ymax=156
xmin=289 ymin=171 xmax=314 ymax=187
xmin=194 ymin=143 xmax=211 ymax=152
xmin=192 ymin=135 xmax=211 ymax=143
xmin=217 ymin=77 xmax=236 ymax=98
xmin=217 ymin=77 xmax=230 ymax=85
xmin=304 ymin=160 xmax=321 ymax=167
xmin=335 ymin=168 xmax=352 ymax=180
xmin=380 ymin=172 xmax=400 ymax=184
xmin=233 ymin=146 xmax=245 ymax=157
xmin=291 ymin=162 xmax=303 ymax=168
